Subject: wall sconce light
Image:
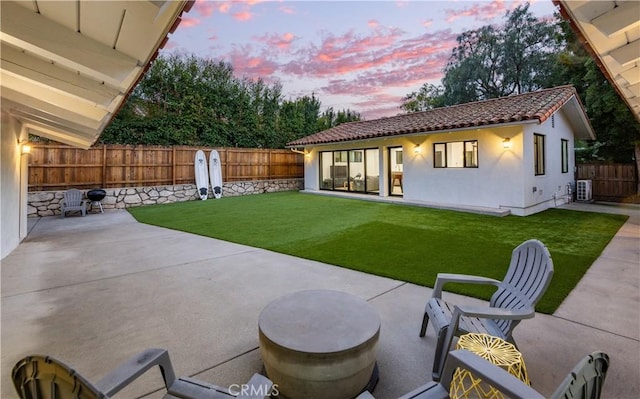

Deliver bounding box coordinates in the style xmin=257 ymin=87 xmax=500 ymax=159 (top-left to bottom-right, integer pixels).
xmin=413 ymin=144 xmax=421 ymax=154
xmin=19 ymin=140 xmax=31 ymax=155
xmin=502 ymin=138 xmax=512 ymax=149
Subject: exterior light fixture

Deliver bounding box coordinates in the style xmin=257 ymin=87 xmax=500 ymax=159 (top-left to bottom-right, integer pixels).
xmin=19 ymin=140 xmax=31 ymax=155
xmin=502 ymin=138 xmax=512 ymax=149
xmin=414 ymin=144 xmax=421 ymax=154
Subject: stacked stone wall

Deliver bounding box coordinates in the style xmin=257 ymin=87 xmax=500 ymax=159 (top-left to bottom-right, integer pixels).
xmin=28 ymin=179 xmax=303 ymax=217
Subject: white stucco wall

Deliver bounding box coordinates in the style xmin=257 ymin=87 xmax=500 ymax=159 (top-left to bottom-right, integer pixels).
xmin=303 ymin=111 xmax=577 ymax=216
xmin=520 ymin=110 xmax=576 ymax=215
xmin=403 ymin=125 xmax=525 ymax=210
xmin=1 ymin=111 xmax=28 ymax=259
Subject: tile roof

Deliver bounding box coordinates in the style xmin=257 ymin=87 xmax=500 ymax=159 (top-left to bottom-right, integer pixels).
xmin=287 ymin=86 xmax=581 ymax=147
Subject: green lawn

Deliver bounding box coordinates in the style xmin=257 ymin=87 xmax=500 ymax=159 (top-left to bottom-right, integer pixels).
xmin=128 ymin=191 xmax=628 ymax=313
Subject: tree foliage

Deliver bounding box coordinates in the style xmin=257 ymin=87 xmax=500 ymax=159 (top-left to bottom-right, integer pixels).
xmin=101 ymin=54 xmax=358 ymax=148
xmin=441 ymin=4 xmax=558 ymax=104
xmin=401 ymin=83 xmax=445 ymax=113
xmin=317 ymin=107 xmax=362 ymax=130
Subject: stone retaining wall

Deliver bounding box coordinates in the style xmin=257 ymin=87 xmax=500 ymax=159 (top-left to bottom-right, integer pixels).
xmin=28 ymin=179 xmax=303 ymax=217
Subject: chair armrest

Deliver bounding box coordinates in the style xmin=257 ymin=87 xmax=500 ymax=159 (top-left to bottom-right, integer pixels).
xmin=94 ymin=348 xmax=176 ymax=397
xmin=454 ymin=305 xmax=535 ymax=321
xmin=442 ymin=350 xmax=544 ymax=399
xmin=432 ymin=273 xmax=501 ymax=299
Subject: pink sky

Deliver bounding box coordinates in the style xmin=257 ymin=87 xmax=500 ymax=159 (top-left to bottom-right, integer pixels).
xmin=165 ymin=0 xmax=557 ymax=119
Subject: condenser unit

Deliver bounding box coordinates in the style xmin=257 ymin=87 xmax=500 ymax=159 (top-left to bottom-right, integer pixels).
xmin=576 ymin=180 xmax=592 ymax=202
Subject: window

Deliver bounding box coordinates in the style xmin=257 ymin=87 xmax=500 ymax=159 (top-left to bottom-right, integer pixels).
xmin=320 ymin=149 xmax=379 ymax=193
xmin=434 ymin=140 xmax=478 ymax=168
xmin=561 ymin=139 xmax=569 ymax=173
xmin=534 ymin=134 xmax=545 ymax=175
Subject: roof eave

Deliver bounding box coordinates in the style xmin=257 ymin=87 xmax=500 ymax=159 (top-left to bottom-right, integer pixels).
xmin=288 ymin=119 xmax=540 ymax=147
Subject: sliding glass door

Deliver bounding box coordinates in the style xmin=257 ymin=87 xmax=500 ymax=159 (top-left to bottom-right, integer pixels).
xmin=319 ymin=148 xmax=379 ymax=193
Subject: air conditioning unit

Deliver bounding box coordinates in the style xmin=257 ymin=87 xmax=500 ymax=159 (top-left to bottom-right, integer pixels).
xmin=576 ymin=180 xmax=592 ymax=202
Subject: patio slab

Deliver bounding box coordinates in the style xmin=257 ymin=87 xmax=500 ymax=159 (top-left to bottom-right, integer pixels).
xmin=2 ymin=202 xmax=639 ymax=398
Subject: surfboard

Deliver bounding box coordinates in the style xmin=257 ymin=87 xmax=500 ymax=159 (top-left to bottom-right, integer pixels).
xmin=209 ymin=150 xmax=223 ymax=199
xmin=194 ymin=150 xmax=209 ymax=200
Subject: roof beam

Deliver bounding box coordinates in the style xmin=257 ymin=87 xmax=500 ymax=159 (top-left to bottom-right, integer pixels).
xmin=1 ymin=43 xmax=121 ymax=109
xmin=608 ymin=39 xmax=640 ymax=67
xmin=0 ymin=0 xmax=141 ymax=90
xmin=619 ymin=66 xmax=640 ymax=86
xmin=1 ymin=70 xmax=109 ymax=122
xmin=591 ymin=1 xmax=640 ymax=38
xmin=24 ymin=123 xmax=94 ymax=149
xmin=1 ymin=87 xmax=107 ymax=130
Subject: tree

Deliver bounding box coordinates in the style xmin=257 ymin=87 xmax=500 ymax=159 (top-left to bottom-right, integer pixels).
xmin=401 ymin=83 xmax=445 ymax=113
xmin=101 ymin=54 xmax=357 ymax=148
xmin=441 ymin=3 xmax=558 ymax=105
xmin=317 ymin=107 xmax=362 ymax=130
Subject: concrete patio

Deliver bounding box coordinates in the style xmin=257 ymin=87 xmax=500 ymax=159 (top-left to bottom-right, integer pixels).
xmin=1 ymin=202 xmax=638 ymax=398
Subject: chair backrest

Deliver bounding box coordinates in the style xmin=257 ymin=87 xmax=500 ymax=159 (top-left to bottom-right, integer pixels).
xmin=550 ymin=352 xmax=609 ymax=399
xmin=12 ymin=354 xmax=105 ymax=399
xmin=64 ymin=189 xmax=84 ymax=207
xmin=490 ymin=239 xmax=554 ymax=337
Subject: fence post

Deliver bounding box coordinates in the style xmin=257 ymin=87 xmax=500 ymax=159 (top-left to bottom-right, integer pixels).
xmin=172 ymin=146 xmax=176 ymax=186
xmin=102 ymin=144 xmax=107 ymax=188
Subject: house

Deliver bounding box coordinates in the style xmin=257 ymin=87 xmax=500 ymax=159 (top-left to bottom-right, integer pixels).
xmin=0 ymin=1 xmax=192 ymax=259
xmin=287 ymin=86 xmax=595 ymax=216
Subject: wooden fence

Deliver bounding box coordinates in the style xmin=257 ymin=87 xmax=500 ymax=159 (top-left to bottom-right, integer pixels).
xmin=576 ymin=163 xmax=637 ymax=200
xmin=28 ymin=144 xmax=304 ymax=191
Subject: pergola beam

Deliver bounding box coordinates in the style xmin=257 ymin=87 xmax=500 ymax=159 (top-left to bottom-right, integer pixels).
xmin=0 ymin=1 xmax=141 ymax=91
xmin=591 ymin=1 xmax=640 ymax=38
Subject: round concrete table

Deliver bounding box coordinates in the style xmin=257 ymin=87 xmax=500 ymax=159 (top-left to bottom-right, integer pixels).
xmin=258 ymin=289 xmax=380 ymax=399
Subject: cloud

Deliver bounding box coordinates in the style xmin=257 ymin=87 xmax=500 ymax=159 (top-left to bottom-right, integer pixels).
xmin=194 ymin=0 xmax=215 ymax=17
xmin=283 ymin=26 xmax=408 ymax=77
xmin=283 ymin=27 xmax=456 ymax=83
xmin=180 ymin=17 xmax=201 ymax=28
xmin=422 ymin=20 xmax=433 ymax=28
xmin=354 ymin=93 xmax=407 ymax=119
xmin=233 ymin=11 xmax=253 ymax=21
xmin=218 ymin=2 xmax=231 ymax=13
xmin=254 ymin=32 xmax=297 ymax=51
xmin=444 ymin=0 xmax=508 ymax=23
xmin=367 ymin=20 xmax=379 ymax=28
xmin=228 ymin=46 xmax=279 ymax=78
xmin=279 ymin=5 xmax=295 ymax=14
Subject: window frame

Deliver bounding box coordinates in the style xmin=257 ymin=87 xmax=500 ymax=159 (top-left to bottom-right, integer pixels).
xmin=561 ymin=139 xmax=569 ymax=174
xmin=319 ymin=148 xmax=379 ymax=193
xmin=433 ymin=140 xmax=478 ymax=168
xmin=534 ymin=134 xmax=545 ymax=176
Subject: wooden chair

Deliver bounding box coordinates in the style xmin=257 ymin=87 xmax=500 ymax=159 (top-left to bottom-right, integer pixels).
xmin=356 ymin=350 xmax=609 ymax=399
xmin=420 ymin=239 xmax=554 ymax=380
xmin=12 ymin=348 xmax=272 ymax=399
xmin=61 ymin=188 xmax=89 ymax=217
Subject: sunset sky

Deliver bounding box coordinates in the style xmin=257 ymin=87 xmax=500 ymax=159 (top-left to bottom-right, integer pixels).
xmin=164 ymin=0 xmax=557 ymax=119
